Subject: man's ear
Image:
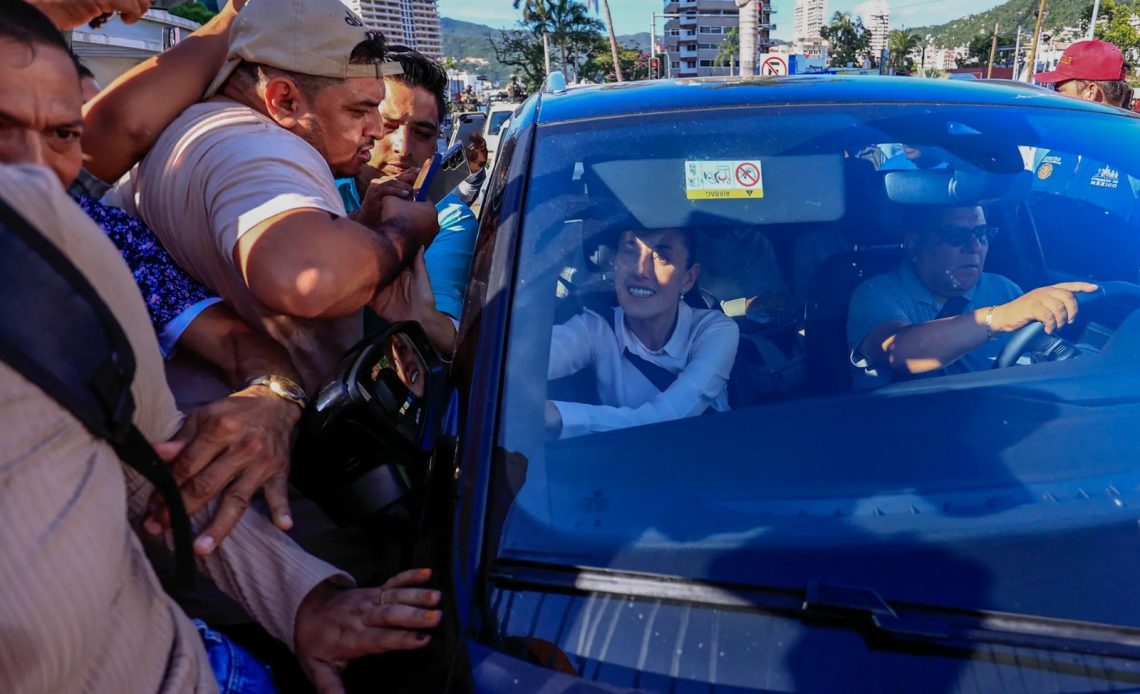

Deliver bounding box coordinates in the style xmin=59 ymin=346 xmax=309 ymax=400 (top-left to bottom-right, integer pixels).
xmin=903 ymin=232 xmax=921 ymax=260
xmin=262 ymin=76 xmax=305 ymax=128
xmin=1087 ymin=82 xmax=1107 ymax=104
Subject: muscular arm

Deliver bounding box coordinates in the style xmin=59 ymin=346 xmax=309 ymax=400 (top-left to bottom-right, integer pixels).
xmin=81 ymin=1 xmax=241 ymax=183
xmin=236 ymin=201 xmax=437 ymax=319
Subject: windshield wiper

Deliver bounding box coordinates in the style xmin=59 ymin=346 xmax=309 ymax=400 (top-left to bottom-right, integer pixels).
xmin=803 ymin=581 xmax=1140 ymax=660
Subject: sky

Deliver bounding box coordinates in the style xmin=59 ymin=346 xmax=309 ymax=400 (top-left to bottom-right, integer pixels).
xmin=435 ymin=0 xmax=1009 ymax=42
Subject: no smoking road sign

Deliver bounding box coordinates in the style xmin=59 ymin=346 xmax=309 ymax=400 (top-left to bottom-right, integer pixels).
xmin=760 ymin=56 xmax=787 ymax=76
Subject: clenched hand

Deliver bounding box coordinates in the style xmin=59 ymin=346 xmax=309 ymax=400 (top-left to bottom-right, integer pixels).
xmin=33 ymin=0 xmax=151 ymax=29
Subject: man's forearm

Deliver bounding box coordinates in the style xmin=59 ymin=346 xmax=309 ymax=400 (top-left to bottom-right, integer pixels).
xmin=879 ymin=312 xmax=989 ymax=374
xmin=177 ymin=303 xmax=300 ymax=388
xmin=81 ymin=2 xmax=240 ymax=183
xmin=417 ymin=308 xmax=458 ymax=357
xmin=241 ymin=211 xmax=421 ymax=320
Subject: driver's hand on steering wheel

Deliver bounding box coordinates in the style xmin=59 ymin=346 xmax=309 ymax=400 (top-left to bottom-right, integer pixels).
xmin=988 ymin=282 xmax=1099 ymax=335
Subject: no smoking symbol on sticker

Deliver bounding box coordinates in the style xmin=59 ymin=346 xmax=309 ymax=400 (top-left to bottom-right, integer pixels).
xmin=735 ymin=163 xmax=760 ymax=187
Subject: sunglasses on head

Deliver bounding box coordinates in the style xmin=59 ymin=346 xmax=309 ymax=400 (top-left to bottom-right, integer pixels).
xmin=933 ymin=224 xmax=996 ymax=247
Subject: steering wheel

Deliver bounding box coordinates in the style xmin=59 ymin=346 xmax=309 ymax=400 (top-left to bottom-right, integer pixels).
xmin=993 ymin=281 xmax=1140 ymax=369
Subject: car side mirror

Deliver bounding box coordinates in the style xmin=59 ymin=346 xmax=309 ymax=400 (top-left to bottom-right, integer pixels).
xmin=291 ymin=321 xmax=450 ymax=526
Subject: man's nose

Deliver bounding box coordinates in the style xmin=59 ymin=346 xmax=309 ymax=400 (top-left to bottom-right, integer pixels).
xmin=0 ymin=130 xmax=46 ymax=167
xmin=363 ymin=110 xmax=384 ymax=140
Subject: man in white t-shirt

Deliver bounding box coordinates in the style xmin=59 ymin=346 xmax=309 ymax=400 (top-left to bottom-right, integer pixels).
xmin=135 ymin=0 xmax=440 ymax=409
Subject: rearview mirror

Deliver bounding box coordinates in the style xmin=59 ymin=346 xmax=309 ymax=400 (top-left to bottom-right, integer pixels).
xmin=884 ymin=168 xmax=1031 ymax=205
xmin=291 ymin=321 xmax=449 ymax=526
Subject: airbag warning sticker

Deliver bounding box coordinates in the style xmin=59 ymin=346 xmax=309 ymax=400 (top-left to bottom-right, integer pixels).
xmin=685 ymin=160 xmax=764 ymax=200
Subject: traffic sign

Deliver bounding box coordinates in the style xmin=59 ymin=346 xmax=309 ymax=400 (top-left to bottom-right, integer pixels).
xmin=760 ymin=56 xmax=787 ymax=76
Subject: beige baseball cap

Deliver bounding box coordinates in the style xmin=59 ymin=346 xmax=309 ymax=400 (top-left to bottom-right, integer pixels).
xmin=204 ymin=0 xmax=402 ymax=98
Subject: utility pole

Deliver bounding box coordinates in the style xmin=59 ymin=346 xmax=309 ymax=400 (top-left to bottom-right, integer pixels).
xmin=986 ymin=21 xmax=1000 ymax=78
xmin=736 ymin=0 xmax=757 ymax=77
xmin=649 ymin=12 xmax=656 ymax=79
xmin=1026 ymin=0 xmax=1047 ymax=83
xmin=1013 ymin=25 xmax=1023 ymax=80
xmin=1088 ymin=0 xmax=1101 ymax=40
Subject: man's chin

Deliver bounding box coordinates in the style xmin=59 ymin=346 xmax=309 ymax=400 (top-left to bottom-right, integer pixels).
xmin=331 ymin=160 xmax=365 ymax=178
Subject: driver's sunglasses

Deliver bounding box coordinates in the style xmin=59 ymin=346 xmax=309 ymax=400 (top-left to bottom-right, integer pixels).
xmin=934 ymin=224 xmax=997 ymax=248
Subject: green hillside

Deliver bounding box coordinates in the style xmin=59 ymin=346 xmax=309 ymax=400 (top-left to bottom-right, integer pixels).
xmin=439 ymin=18 xmax=659 ymax=83
xmin=440 ymin=17 xmax=513 ymax=82
xmin=911 ymin=0 xmax=1136 ymax=47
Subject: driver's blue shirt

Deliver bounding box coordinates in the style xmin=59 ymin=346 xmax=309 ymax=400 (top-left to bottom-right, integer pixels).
xmin=847 ymin=262 xmax=1023 ymax=389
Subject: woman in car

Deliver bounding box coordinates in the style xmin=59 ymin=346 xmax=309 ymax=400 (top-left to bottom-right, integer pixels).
xmin=544 ymin=227 xmax=740 ymax=439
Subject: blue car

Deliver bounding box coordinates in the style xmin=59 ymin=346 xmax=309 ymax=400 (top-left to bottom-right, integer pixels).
xmin=328 ymin=75 xmax=1140 ymax=692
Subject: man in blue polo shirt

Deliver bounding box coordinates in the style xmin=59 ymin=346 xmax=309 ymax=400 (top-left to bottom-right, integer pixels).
xmin=337 ymin=46 xmax=483 ymax=327
xmin=847 ymin=205 xmax=1097 ymax=388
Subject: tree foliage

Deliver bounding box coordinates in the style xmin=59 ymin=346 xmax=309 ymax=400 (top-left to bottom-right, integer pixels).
xmin=915 ymin=0 xmax=1138 ymax=49
xmin=886 ymin=29 xmax=919 ymax=73
xmin=489 ymin=29 xmax=549 ymax=92
xmin=820 ymin=12 xmax=873 ymax=67
xmin=715 ymin=26 xmax=740 ymax=68
xmin=958 ymin=32 xmax=1015 ymax=67
xmin=581 ymin=39 xmax=648 ymax=81
xmin=1090 ymin=0 xmax=1140 ymax=65
xmin=168 ymin=1 xmax=215 ymax=24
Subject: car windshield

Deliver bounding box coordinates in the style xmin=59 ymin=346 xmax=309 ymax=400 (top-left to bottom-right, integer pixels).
xmin=492 ymin=99 xmax=1140 ymax=624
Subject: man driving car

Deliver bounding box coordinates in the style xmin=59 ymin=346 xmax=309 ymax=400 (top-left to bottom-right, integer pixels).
xmin=847 ymin=205 xmax=1098 ymax=388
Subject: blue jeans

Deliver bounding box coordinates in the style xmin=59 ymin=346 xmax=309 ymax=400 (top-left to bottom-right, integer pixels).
xmin=194 ymin=620 xmax=278 ymax=694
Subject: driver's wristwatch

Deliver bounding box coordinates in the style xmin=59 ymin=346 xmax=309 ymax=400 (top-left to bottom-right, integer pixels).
xmin=242 ymin=375 xmax=308 ymax=410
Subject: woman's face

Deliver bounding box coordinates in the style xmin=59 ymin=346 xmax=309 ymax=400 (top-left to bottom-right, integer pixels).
xmin=613 ymin=229 xmax=699 ymax=323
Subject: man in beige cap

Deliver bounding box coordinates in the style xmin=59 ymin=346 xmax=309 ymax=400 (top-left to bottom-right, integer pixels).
xmin=134 ymin=0 xmax=440 ymax=413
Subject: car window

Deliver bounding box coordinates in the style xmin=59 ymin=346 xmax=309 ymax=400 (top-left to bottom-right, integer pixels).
xmin=488 ymin=110 xmax=512 ymax=136
xmin=489 ymin=102 xmax=1140 ymax=616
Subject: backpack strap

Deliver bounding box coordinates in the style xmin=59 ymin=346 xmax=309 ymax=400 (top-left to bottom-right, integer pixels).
xmin=0 ymin=197 xmax=195 ymax=587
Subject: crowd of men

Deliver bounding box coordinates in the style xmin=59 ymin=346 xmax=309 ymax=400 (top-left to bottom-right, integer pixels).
xmin=0 ymin=0 xmax=1134 ymax=688
xmin=0 ymin=0 xmax=490 ymax=691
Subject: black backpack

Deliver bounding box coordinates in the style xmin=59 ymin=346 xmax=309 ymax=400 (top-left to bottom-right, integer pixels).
xmin=0 ymin=196 xmax=195 ymax=586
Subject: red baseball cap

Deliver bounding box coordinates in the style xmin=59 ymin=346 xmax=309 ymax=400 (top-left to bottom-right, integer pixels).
xmin=1035 ymin=39 xmax=1127 ymax=83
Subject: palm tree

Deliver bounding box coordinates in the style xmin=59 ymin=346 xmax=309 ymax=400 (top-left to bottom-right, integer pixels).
xmin=886 ymin=29 xmax=920 ymax=74
xmin=584 ymin=0 xmax=624 ymax=82
xmin=513 ymin=0 xmax=551 ymax=74
xmin=714 ymin=26 xmax=739 ymax=75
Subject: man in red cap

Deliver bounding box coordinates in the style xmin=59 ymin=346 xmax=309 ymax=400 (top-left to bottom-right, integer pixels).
xmin=1035 ymin=39 xmax=1133 ymax=109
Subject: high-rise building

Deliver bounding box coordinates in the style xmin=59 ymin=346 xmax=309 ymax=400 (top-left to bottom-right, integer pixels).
xmin=864 ymin=0 xmax=890 ymax=59
xmin=662 ymin=0 xmax=775 ymax=78
xmin=793 ymin=0 xmax=826 ymax=58
xmin=356 ymin=0 xmax=442 ymax=60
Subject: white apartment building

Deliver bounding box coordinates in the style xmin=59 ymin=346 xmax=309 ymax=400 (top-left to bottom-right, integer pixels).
xmin=793 ymin=0 xmax=826 ymax=58
xmin=357 ymin=0 xmax=443 ymax=59
xmin=863 ymin=0 xmax=890 ymax=58
xmin=662 ymin=0 xmax=775 ymax=78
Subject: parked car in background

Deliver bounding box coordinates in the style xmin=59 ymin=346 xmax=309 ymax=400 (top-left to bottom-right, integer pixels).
xmin=481 ymin=103 xmax=515 ymax=161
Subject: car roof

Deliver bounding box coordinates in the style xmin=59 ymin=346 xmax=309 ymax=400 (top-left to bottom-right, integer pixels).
xmin=533 ymin=75 xmax=1134 ymax=125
